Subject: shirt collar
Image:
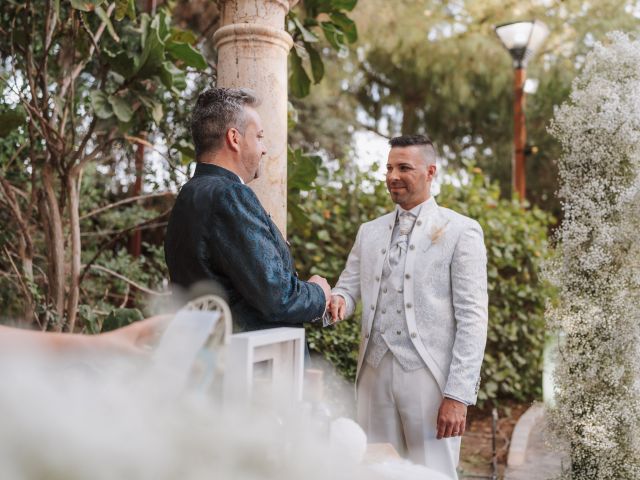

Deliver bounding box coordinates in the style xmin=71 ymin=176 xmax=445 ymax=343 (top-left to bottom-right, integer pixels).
xmin=396 ymin=196 xmax=434 ymax=218
xmin=193 ymin=163 xmax=244 ymax=184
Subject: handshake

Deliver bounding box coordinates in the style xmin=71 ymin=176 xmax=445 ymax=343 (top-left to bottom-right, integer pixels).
xmin=308 ymin=275 xmax=347 ymax=325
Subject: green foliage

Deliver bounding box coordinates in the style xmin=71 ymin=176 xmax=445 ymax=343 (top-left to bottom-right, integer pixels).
xmin=290 ymin=164 xmax=554 ymax=404
xmin=0 ymin=1 xmax=203 ymax=329
xmin=291 ymin=0 xmax=640 ymax=216
xmin=0 ymin=106 xmax=25 ymax=137
xmin=101 ymin=308 xmax=144 ymax=332
xmin=287 ymin=0 xmax=358 ymax=97
xmin=439 ymin=168 xmax=555 ymax=403
xmin=92 ymin=8 xmax=207 ymax=129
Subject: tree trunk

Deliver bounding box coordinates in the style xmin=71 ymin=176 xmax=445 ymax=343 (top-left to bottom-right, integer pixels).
xmin=18 ymin=235 xmax=35 ymax=322
xmin=401 ymin=95 xmax=422 ymax=135
xmin=42 ymin=163 xmax=66 ymax=330
xmin=66 ymin=170 xmax=82 ymax=332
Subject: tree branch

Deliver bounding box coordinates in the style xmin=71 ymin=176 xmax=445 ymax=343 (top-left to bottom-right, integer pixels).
xmin=58 ymin=3 xmax=115 ymax=100
xmin=2 ymin=246 xmax=33 ymax=312
xmin=355 ymin=119 xmax=391 ymax=139
xmin=78 ymin=208 xmax=172 ymax=284
xmin=80 ymin=192 xmax=174 ymax=220
xmin=77 ymin=131 xmax=122 ymax=174
xmin=0 ymin=176 xmax=34 ymax=263
xmin=84 ymin=264 xmax=170 ymax=296
xmin=80 ymin=221 xmax=168 ymax=237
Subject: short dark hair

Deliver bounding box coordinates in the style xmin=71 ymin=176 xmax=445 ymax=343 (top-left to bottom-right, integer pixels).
xmin=190 ymin=87 xmax=260 ymax=159
xmin=389 ymin=134 xmax=436 ymax=163
xmin=389 ymin=134 xmax=433 ymax=148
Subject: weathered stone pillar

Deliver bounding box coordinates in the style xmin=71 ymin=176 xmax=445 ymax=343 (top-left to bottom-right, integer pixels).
xmin=214 ymin=0 xmax=297 ymax=236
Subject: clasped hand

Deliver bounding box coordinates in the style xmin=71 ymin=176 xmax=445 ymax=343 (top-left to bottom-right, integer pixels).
xmin=307 ymin=276 xmax=347 ymax=325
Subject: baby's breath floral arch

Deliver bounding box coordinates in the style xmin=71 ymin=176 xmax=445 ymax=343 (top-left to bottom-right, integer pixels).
xmin=547 ymin=32 xmax=640 ymax=479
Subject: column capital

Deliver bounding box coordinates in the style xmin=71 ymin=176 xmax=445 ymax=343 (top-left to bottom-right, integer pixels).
xmin=213 ymin=24 xmax=293 ymax=54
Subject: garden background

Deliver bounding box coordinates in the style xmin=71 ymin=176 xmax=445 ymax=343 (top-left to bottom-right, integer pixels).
xmin=1 ymin=2 xmax=639 ymax=476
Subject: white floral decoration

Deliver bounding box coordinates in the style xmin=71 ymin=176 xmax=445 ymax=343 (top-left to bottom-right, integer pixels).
xmin=546 ymin=31 xmax=640 ymax=479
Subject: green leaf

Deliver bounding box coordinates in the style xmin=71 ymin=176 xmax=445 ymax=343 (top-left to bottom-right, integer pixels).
xmin=332 ymin=0 xmax=358 ymax=11
xmin=103 ymin=49 xmax=136 ymax=78
xmin=174 ymin=139 xmax=195 ymax=165
xmin=166 ymin=42 xmax=207 ymax=70
xmin=150 ymin=10 xmax=171 ymax=42
xmin=151 ymin=101 xmax=163 ymax=125
xmin=304 ymin=42 xmax=324 ymax=84
xmin=288 ymin=200 xmax=310 ymax=230
xmin=115 ymin=0 xmax=136 ymax=21
xmin=320 ymin=21 xmax=346 ymax=50
xmin=101 ymin=308 xmax=144 ymax=332
xmin=70 ymin=0 xmax=104 ymax=12
xmin=292 ymin=16 xmax=319 ymax=43
xmin=158 ymin=61 xmax=187 ymax=91
xmin=136 ymin=26 xmax=165 ymax=76
xmin=0 ymin=107 xmax=26 ymax=137
xmin=288 ymin=146 xmax=320 ymax=190
xmin=171 ymin=69 xmax=187 ymax=91
xmin=329 ymin=12 xmax=357 ymax=43
xmin=158 ymin=61 xmax=174 ymax=88
xmin=169 ymin=28 xmax=198 ymax=45
xmin=90 ymin=90 xmax=113 ymax=119
xmin=108 ymin=94 xmax=134 ymax=122
xmin=317 ymin=230 xmax=330 ymax=242
xmin=95 ymin=6 xmax=120 ymax=42
xmin=289 ymin=48 xmax=311 ymax=98
xmin=139 ymin=13 xmax=151 ymax=48
xmin=134 ymin=92 xmax=162 ymax=125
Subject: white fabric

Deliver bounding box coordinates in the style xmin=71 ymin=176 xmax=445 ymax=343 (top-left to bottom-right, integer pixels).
xmin=388 ymin=211 xmax=413 ymax=268
xmin=365 ymin=208 xmax=424 ymax=371
xmin=358 ymin=351 xmax=461 ymax=479
xmin=333 ymin=196 xmax=488 ymax=405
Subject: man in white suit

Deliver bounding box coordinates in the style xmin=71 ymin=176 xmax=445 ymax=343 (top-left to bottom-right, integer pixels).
xmin=330 ymin=135 xmax=488 ymax=479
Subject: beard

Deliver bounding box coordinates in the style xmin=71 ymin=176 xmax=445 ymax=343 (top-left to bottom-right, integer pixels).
xmin=387 ymin=184 xmax=409 ymax=204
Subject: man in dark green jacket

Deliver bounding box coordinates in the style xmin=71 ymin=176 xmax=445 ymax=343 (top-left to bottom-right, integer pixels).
xmin=165 ymin=88 xmax=330 ymax=332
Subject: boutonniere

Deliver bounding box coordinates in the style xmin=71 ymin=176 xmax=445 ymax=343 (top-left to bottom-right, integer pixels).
xmin=430 ymin=224 xmax=446 ymax=244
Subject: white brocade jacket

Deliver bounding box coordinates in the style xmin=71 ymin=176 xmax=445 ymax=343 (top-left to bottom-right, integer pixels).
xmin=333 ymin=197 xmax=488 ymax=405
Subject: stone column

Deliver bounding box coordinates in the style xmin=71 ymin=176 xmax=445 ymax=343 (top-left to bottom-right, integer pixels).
xmin=213 ymin=0 xmax=297 ymax=236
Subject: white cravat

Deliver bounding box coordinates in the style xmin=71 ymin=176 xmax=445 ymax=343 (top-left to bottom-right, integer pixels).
xmin=388 ymin=211 xmax=417 ymax=269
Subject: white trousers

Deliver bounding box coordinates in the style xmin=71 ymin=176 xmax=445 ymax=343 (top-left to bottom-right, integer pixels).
xmin=357 ymin=352 xmax=461 ymax=479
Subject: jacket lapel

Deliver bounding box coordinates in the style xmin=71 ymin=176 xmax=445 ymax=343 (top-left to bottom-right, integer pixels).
xmin=365 ymin=212 xmax=395 ymax=332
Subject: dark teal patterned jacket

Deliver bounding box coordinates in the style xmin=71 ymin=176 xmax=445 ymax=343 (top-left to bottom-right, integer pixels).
xmin=165 ymin=163 xmax=325 ymax=332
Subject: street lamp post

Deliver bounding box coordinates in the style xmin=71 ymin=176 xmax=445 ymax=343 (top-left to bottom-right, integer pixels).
xmin=495 ymin=20 xmax=549 ymax=203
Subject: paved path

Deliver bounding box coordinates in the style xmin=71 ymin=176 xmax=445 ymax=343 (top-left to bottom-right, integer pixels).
xmin=504 ymin=410 xmax=566 ymax=480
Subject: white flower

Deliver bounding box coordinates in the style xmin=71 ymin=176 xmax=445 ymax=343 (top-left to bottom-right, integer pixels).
xmin=546 ymin=31 xmax=640 ymax=479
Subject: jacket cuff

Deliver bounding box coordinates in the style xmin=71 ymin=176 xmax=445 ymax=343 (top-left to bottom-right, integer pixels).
xmin=443 ymin=394 xmax=471 ymax=406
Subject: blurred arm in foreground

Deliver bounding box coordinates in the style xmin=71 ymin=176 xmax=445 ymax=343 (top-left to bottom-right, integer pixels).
xmin=0 ymin=315 xmax=170 ymax=355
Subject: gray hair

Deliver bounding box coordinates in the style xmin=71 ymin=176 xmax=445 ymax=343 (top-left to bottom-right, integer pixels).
xmin=190 ymin=87 xmax=260 ymax=159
